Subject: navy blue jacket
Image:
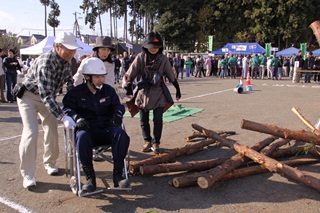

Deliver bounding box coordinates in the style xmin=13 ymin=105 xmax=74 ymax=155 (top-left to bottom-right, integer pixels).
xmin=62 ymin=83 xmax=125 ymax=129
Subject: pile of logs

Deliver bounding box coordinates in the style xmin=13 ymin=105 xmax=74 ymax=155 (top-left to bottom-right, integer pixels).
xmin=128 ymin=108 xmax=320 ymax=192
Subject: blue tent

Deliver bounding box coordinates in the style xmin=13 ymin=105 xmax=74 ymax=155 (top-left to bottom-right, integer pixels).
xmin=212 ymin=42 xmax=265 ymax=55
xmin=312 ymin=48 xmax=320 ymax=56
xmin=275 ymin=47 xmax=300 ymax=57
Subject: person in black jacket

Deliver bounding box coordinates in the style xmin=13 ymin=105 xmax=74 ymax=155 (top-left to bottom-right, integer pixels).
xmin=3 ymin=49 xmax=21 ymax=103
xmin=304 ymin=51 xmax=315 ymax=83
xmin=113 ymin=54 xmax=121 ymax=84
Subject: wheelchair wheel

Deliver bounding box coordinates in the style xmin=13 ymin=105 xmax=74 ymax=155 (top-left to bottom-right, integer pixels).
xmin=70 ymin=176 xmax=78 ymax=195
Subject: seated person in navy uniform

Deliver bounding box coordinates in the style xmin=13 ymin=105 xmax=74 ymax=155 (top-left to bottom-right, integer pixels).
xmin=62 ymin=58 xmax=130 ymax=192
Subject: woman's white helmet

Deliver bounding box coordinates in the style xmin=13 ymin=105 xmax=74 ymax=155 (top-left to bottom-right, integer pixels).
xmin=81 ymin=58 xmax=107 ymax=75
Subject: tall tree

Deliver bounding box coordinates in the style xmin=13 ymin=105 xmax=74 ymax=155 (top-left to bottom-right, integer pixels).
xmin=39 ymin=0 xmax=50 ymax=37
xmin=0 ymin=33 xmax=20 ymax=54
xmin=47 ymin=0 xmax=60 ymax=36
xmin=80 ymin=0 xmax=103 ymax=35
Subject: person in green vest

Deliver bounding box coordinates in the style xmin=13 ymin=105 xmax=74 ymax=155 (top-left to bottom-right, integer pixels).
xmin=259 ymin=53 xmax=267 ymax=79
xmin=219 ymin=55 xmax=227 ymax=79
xmin=251 ymin=54 xmax=260 ymax=79
xmin=185 ymin=56 xmax=193 ymax=79
xmin=227 ymin=54 xmax=237 ymax=79
xmin=271 ymin=55 xmax=279 ymax=80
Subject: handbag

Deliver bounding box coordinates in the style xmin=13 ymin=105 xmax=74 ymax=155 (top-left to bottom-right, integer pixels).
xmin=13 ymin=83 xmax=26 ymax=99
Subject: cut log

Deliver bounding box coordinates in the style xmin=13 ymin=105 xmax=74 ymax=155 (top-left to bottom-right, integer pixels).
xmin=241 ymin=119 xmax=287 ymax=138
xmin=241 ymin=119 xmax=320 ymax=145
xmin=140 ymin=158 xmax=228 ymax=175
xmin=268 ymin=146 xmax=305 ymax=159
xmin=283 ymin=130 xmax=320 ymax=145
xmin=192 ymin=123 xmax=320 ymax=192
xmin=261 ymin=139 xmax=290 ymax=156
xmin=171 ymin=136 xmax=277 ymax=188
xmin=222 ymin=158 xmax=319 ymax=181
xmin=129 ymin=138 xmax=217 ymax=174
xmin=184 ymin=133 xmax=207 ymax=142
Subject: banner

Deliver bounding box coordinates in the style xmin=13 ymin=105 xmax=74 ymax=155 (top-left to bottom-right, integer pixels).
xmin=265 ymin=43 xmax=271 ymax=57
xmin=208 ymin=36 xmax=213 ymax=51
xmin=300 ymin=43 xmax=307 ymax=60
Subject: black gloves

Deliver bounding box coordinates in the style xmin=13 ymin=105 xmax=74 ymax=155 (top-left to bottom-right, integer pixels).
xmin=76 ymin=117 xmax=90 ymax=130
xmin=123 ymin=74 xmax=133 ymax=96
xmin=113 ymin=110 xmax=123 ymax=128
xmin=172 ymin=80 xmax=181 ymax=100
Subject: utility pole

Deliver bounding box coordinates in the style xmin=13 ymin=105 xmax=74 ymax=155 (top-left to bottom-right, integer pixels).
xmin=73 ymin=12 xmax=81 ymax=39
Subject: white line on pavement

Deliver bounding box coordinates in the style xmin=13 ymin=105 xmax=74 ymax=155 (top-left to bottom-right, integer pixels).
xmin=0 ymin=196 xmax=32 ymax=213
xmin=179 ymin=88 xmax=233 ymax=101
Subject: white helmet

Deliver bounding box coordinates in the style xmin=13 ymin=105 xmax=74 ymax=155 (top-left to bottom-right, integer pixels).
xmin=81 ymin=58 xmax=107 ymax=75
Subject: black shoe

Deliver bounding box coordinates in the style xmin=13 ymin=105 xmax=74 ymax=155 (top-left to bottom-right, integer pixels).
xmin=82 ymin=165 xmax=96 ymax=192
xmin=82 ymin=178 xmax=96 ymax=192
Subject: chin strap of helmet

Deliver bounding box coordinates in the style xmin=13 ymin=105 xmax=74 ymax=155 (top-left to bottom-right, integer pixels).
xmin=86 ymin=75 xmax=102 ymax=91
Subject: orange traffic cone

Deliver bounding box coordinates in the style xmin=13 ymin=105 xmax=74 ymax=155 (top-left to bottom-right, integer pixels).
xmin=246 ymin=71 xmax=252 ymax=91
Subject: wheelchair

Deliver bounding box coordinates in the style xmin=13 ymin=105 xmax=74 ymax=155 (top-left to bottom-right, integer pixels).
xmin=63 ymin=125 xmax=131 ymax=197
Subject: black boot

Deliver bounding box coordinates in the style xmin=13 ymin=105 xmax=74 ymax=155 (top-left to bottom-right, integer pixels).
xmin=82 ymin=165 xmax=96 ymax=192
xmin=113 ymin=161 xmax=126 ymax=187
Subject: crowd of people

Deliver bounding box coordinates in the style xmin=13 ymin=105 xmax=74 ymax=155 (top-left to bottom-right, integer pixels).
xmin=166 ymin=51 xmax=320 ymax=83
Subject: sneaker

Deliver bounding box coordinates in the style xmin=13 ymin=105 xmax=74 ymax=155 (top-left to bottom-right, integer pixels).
xmin=151 ymin=143 xmax=160 ymax=154
xmin=23 ymin=176 xmax=36 ymax=189
xmin=141 ymin=141 xmax=152 ymax=152
xmin=45 ymin=164 xmax=59 ymax=175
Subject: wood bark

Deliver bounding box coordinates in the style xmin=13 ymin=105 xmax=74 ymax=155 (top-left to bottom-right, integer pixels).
xmin=241 ymin=119 xmax=288 ymax=138
xmin=222 ymin=158 xmax=319 ymax=181
xmin=171 ymin=136 xmax=277 ymax=188
xmin=283 ymin=130 xmax=320 ymax=145
xmin=140 ymin=158 xmax=228 ymax=175
xmin=129 ymin=138 xmax=217 ymax=174
xmin=260 ymin=139 xmax=290 ymax=156
xmin=184 ymin=133 xmax=207 ymax=142
xmin=241 ymin=119 xmax=320 ymax=145
xmin=192 ymin=123 xmax=320 ymax=192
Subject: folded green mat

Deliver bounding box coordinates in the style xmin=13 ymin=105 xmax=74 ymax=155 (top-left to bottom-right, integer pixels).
xmin=124 ymin=104 xmax=204 ymax=123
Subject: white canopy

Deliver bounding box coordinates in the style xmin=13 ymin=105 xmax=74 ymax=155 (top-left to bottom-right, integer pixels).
xmin=20 ymin=36 xmax=93 ymax=56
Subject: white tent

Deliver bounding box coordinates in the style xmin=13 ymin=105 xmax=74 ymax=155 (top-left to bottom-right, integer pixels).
xmin=20 ymin=36 xmax=93 ymax=56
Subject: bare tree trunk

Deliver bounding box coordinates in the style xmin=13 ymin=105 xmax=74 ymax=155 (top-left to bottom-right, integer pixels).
xmin=44 ymin=6 xmax=47 ymax=37
xmin=109 ymin=7 xmax=113 ymax=38
xmin=124 ymin=8 xmax=127 ymax=42
xmin=114 ymin=14 xmax=117 ymax=39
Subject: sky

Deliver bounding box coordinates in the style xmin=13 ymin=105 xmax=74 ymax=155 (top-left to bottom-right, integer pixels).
xmin=0 ymin=0 xmax=123 ymax=37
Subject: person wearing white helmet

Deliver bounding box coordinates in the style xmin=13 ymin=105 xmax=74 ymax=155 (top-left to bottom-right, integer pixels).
xmin=62 ymin=58 xmax=130 ymax=192
xmin=17 ymin=32 xmax=81 ymax=189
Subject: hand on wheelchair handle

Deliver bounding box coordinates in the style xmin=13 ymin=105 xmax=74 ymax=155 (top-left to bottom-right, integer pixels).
xmin=63 ymin=115 xmax=76 ymax=129
xmin=76 ymin=118 xmax=90 ymax=130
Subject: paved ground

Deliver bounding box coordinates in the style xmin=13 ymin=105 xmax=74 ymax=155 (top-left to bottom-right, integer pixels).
xmin=0 ymin=76 xmax=320 ymax=213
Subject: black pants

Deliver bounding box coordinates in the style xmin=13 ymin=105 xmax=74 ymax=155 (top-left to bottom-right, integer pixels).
xmin=76 ymin=126 xmax=130 ymax=166
xmin=139 ymin=107 xmax=164 ymax=144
